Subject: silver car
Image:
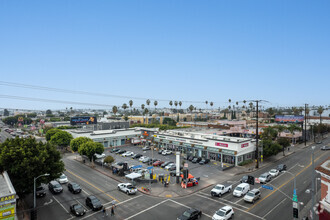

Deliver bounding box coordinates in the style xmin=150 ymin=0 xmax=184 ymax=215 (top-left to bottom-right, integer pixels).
xmin=244 ymin=189 xmax=261 ymax=203
xmin=259 ymin=173 xmax=271 ymax=183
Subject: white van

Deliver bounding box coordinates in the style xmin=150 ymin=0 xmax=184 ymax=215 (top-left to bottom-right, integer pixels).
xmin=233 ymin=183 xmax=250 ymax=197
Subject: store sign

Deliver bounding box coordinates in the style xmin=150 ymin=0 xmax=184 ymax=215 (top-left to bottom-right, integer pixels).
xmin=158 ymin=136 xmax=166 ymax=139
xmin=175 ymin=138 xmax=186 ymax=142
xmin=222 ymin=149 xmax=235 ymax=155
xmin=241 ymin=143 xmax=249 ymax=148
xmin=215 ymin=142 xmax=228 ymax=147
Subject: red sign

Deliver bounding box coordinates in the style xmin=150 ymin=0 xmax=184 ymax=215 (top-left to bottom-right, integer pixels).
xmin=241 ymin=143 xmax=249 ymax=148
xmin=143 ymin=131 xmax=149 ymax=136
xmin=215 ymin=142 xmax=228 ymax=147
xmin=255 ymin=178 xmax=260 ymax=183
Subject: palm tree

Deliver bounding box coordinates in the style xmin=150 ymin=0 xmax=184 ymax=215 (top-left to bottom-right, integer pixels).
xmin=189 ymin=105 xmax=194 ymax=113
xmin=141 ymin=104 xmax=145 ymax=124
xmin=306 ymin=107 xmax=310 ymax=123
xmin=112 ymin=106 xmax=118 ymax=116
xmin=210 ymin=102 xmax=213 ymax=108
xmin=169 ymin=101 xmax=173 ymax=111
xmin=288 ymin=124 xmax=302 ymax=145
xmin=129 ymin=100 xmax=133 ymax=115
xmin=154 ymin=100 xmax=158 ymax=112
xmin=122 ymin=103 xmax=128 ymax=115
xmin=178 ymin=101 xmax=182 ymax=122
xmin=144 ymin=108 xmax=149 ymax=124
xmin=317 ymin=106 xmax=324 ymax=124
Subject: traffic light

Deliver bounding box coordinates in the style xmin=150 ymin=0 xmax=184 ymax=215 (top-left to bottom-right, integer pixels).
xmin=293 ymin=207 xmax=298 ymax=218
xmin=31 ymin=209 xmax=37 ymax=220
xmin=183 ymin=169 xmax=188 ymax=179
xmin=248 ymin=176 xmax=254 ymax=185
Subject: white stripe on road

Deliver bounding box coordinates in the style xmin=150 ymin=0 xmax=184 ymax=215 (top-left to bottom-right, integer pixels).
xmin=75 ymin=199 xmax=89 ymax=211
xmin=81 ymin=189 xmax=90 ymax=195
xmin=52 ymin=195 xmax=70 ymax=214
xmin=125 ymin=199 xmax=168 ymax=220
xmin=195 ymin=193 xmax=265 ymax=220
xmin=198 ymin=192 xmax=248 ymax=209
xmin=169 ymin=199 xmax=213 ymax=219
xmin=263 ymin=198 xmax=287 ymax=218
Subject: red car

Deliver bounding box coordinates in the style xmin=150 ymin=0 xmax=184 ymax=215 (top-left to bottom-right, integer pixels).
xmin=153 ymin=160 xmax=164 ymax=166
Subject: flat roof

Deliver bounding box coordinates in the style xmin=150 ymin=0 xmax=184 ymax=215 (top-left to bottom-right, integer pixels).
xmin=0 ymin=171 xmax=16 ymax=196
xmin=69 ymin=129 xmax=141 ymax=139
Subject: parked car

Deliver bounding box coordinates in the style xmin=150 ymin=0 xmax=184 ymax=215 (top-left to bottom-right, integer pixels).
xmin=240 ymin=175 xmax=249 ymax=183
xmin=259 ymin=173 xmax=272 ymax=183
xmin=48 ymin=181 xmax=63 ymax=194
xmin=148 ymin=159 xmax=159 ymax=165
xmin=244 ymin=188 xmax=261 ymax=204
xmin=70 ymin=204 xmax=86 ymax=216
xmin=211 ymin=184 xmax=232 ymax=197
xmin=142 ymin=157 xmax=151 ymax=163
xmin=110 ymin=148 xmax=120 ymax=153
xmin=57 ymin=174 xmax=68 ymax=184
xmin=36 ymin=185 xmax=46 ymax=198
xmin=94 ymin=153 xmax=106 ymax=159
xmin=68 ymin=182 xmax=82 ymax=194
xmin=161 ymin=161 xmax=174 ymax=168
xmin=212 ymin=206 xmax=234 ymax=220
xmin=85 ymin=195 xmax=103 ymax=211
xmin=321 ymin=146 xmax=330 ymax=150
xmin=122 ymin=151 xmax=134 ymax=157
xmin=277 ymin=164 xmax=287 ymax=172
xmin=199 ymin=159 xmax=210 ymax=165
xmin=316 ymin=141 xmax=322 ymax=144
xmin=132 ymin=153 xmax=143 ymax=159
xmin=117 ymin=183 xmax=137 ymax=195
xmin=142 ymin=146 xmax=151 ymax=151
xmin=233 ymin=183 xmax=250 ymax=197
xmin=116 ymin=149 xmax=126 ymax=154
xmin=191 ymin=157 xmax=202 ymax=163
xmin=165 ymin=163 xmax=176 ymax=171
xmin=188 ymin=156 xmax=194 ymax=161
xmin=269 ymin=169 xmax=279 ymax=177
xmin=153 ymin=160 xmax=164 ymax=166
xmin=162 ymin=150 xmax=172 ymax=155
xmin=158 ymin=149 xmax=163 ymax=154
xmin=115 ymin=161 xmax=125 ymax=166
xmin=139 ymin=156 xmax=147 ymax=161
xmin=178 ymin=208 xmax=202 ymax=220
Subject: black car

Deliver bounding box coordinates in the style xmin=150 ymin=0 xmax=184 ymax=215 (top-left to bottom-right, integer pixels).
xmin=161 ymin=161 xmax=174 ymax=168
xmin=70 ymin=204 xmax=86 ymax=216
xmin=36 ymin=185 xmax=46 ymax=198
xmin=178 ymin=208 xmax=202 ymax=220
xmin=116 ymin=162 xmax=125 ymax=166
xmin=68 ymin=182 xmax=82 ymax=194
xmin=192 ymin=157 xmax=202 ymax=163
xmin=277 ymin=164 xmax=287 ymax=172
xmin=132 ymin=153 xmax=143 ymax=159
xmin=188 ymin=156 xmax=194 ymax=161
xmin=116 ymin=149 xmax=126 ymax=154
xmin=240 ymin=175 xmax=249 ymax=183
xmin=48 ymin=181 xmax=63 ymax=194
xmin=199 ymin=159 xmax=210 ymax=165
xmin=85 ymin=195 xmax=103 ymax=211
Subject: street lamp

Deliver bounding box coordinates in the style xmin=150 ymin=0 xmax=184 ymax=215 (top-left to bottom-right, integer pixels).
xmin=34 ymin=173 xmax=50 ymax=210
xmin=311 ymin=146 xmax=316 ymax=219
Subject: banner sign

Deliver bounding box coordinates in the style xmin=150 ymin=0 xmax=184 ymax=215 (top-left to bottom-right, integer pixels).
xmin=275 ymin=115 xmax=304 ymax=123
xmin=241 ymin=143 xmax=249 ymax=148
xmin=70 ymin=116 xmax=97 ymax=125
xmin=215 ymin=142 xmax=228 ymax=147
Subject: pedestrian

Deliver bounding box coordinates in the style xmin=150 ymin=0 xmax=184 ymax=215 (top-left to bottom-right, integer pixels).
xmin=102 ymin=207 xmax=108 ymax=217
xmin=111 ymin=205 xmax=115 ymax=216
xmin=111 ymin=200 xmax=116 ymax=208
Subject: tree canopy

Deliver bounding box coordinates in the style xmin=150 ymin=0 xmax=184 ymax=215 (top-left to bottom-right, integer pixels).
xmin=261 ymin=139 xmax=282 ymax=157
xmin=45 ymin=128 xmax=61 ymax=141
xmin=0 ymin=137 xmax=64 ymax=196
xmin=78 ymin=141 xmax=104 ymax=162
xmin=50 ymin=130 xmax=73 ymax=148
xmin=104 ymin=155 xmax=115 ymax=165
xmin=70 ymin=137 xmax=92 ymax=152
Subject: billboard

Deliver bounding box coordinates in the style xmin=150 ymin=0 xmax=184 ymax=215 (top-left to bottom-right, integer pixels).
xmin=70 ymin=116 xmax=97 ymax=125
xmin=275 ymin=115 xmax=304 ymax=123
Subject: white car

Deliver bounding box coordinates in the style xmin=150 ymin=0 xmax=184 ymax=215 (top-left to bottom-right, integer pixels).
xmin=162 ymin=150 xmax=172 ymax=155
xmin=165 ymin=163 xmax=176 ymax=170
xmin=57 ymin=174 xmax=68 ymax=184
xmin=139 ymin=156 xmax=147 ymax=162
xmin=94 ymin=153 xmax=106 ymax=159
xmin=269 ymin=169 xmax=279 ymax=177
xmin=117 ymin=183 xmax=137 ymax=195
xmin=212 ymin=206 xmax=234 ymax=220
xmin=259 ymin=173 xmax=272 ymax=183
xmin=122 ymin=151 xmax=134 ymax=157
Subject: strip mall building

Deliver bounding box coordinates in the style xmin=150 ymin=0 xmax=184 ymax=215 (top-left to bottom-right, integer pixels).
xmin=153 ymin=130 xmax=256 ymax=166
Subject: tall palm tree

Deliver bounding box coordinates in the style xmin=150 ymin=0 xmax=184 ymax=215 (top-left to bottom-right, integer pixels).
xmin=210 ymin=102 xmax=213 ymax=108
xmin=317 ymin=106 xmax=324 ymax=124
xmin=306 ymin=107 xmax=310 ymax=123
xmin=205 ymin=101 xmax=208 ymax=112
xmin=146 ymin=99 xmax=150 ymax=108
xmin=112 ymin=106 xmax=118 ymax=116
xmin=129 ymin=100 xmax=133 ymax=115
xmin=144 ymin=108 xmax=149 ymax=124
xmin=154 ymin=100 xmax=158 ymax=112
xmin=141 ymin=104 xmax=145 ymax=124
xmin=169 ymin=101 xmax=173 ymax=111
xmin=178 ymin=101 xmax=182 ymax=122
xmin=122 ymin=103 xmax=128 ymax=115
xmin=189 ymin=105 xmax=194 ymax=113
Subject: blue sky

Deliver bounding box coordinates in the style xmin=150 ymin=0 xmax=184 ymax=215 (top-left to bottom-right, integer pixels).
xmin=0 ymin=0 xmax=329 ymax=110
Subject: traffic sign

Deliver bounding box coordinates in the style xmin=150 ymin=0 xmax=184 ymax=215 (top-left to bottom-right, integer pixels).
xmin=131 ymin=165 xmax=142 ymax=169
xmin=293 ymin=194 xmax=298 ymax=202
xmin=261 ymin=185 xmax=273 ymax=190
xmin=184 ymin=163 xmax=188 ymax=168
xmin=255 ymin=178 xmax=260 ymax=184
xmin=293 ymin=202 xmax=298 ymax=209
xmin=147 ymin=166 xmax=153 ymax=170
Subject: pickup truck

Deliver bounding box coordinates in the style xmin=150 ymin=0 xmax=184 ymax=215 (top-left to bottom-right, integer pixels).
xmin=211 ymin=184 xmax=232 ymax=197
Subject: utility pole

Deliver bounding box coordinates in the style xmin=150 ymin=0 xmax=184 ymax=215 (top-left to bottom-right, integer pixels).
xmin=255 ymin=100 xmax=259 ymax=169
xmin=311 ymin=146 xmax=315 ymax=219
xmin=304 ymin=104 xmax=307 ymax=146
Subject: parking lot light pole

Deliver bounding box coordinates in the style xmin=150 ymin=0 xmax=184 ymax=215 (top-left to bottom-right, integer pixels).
xmin=34 ymin=173 xmax=50 ymax=209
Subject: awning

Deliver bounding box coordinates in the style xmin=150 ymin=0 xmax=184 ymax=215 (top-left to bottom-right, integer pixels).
xmin=125 ymin=172 xmax=142 ymax=180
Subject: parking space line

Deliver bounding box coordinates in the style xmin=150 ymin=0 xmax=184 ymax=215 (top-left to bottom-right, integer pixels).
xmin=195 ymin=193 xmax=265 ymax=220
xmin=75 ymin=199 xmax=89 ymax=211
xmin=52 ymin=195 xmax=70 ymax=214
xmin=66 ymin=169 xmax=119 ymax=202
xmin=81 ymin=189 xmax=90 ymax=196
xmin=169 ymin=199 xmax=213 ymax=218
xmin=197 ymin=192 xmax=249 ymax=210
xmin=263 ymin=198 xmax=286 ymax=218
xmin=125 ymin=199 xmax=169 ymax=220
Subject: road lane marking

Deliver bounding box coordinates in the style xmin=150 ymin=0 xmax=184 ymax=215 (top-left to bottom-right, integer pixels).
xmin=66 ymin=169 xmax=119 ymax=202
xmin=195 ymin=194 xmax=265 ymax=219
xmin=125 ymin=199 xmax=169 ymax=220
xmin=198 ymin=192 xmax=248 ymax=209
xmin=247 ymin=152 xmax=325 ymax=212
xmin=75 ymin=199 xmax=88 ymax=211
xmin=52 ymin=195 xmax=70 ymax=214
xmin=263 ymin=198 xmax=286 ymax=218
xmin=169 ymin=199 xmax=213 ymax=218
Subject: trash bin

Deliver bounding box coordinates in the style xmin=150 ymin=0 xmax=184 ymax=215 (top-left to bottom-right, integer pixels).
xmin=158 ymin=174 xmax=164 ymax=182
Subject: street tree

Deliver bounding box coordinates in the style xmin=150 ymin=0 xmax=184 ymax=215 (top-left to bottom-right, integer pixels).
xmin=50 ymin=130 xmax=73 ymax=149
xmin=4 ymin=109 xmax=9 ymax=116
xmin=122 ymin=103 xmax=128 ymax=115
xmin=317 ymin=106 xmax=324 ymax=124
xmin=112 ymin=106 xmax=118 ymax=116
xmin=261 ymin=139 xmax=282 ymax=157
xmin=46 ymin=109 xmax=52 ymax=115
xmin=188 ymin=105 xmax=194 ymax=113
xmin=45 ymin=128 xmax=61 ymax=141
xmin=154 ymin=100 xmax=158 ymax=112
xmin=0 ymin=137 xmax=64 ymax=196
xmin=261 ymin=127 xmax=278 ymax=140
xmin=104 ymin=155 xmax=115 ymax=165
xmin=129 ymin=100 xmax=133 ymax=114
xmin=70 ymin=137 xmax=92 ymax=152
xmin=78 ymin=141 xmax=104 ymax=162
